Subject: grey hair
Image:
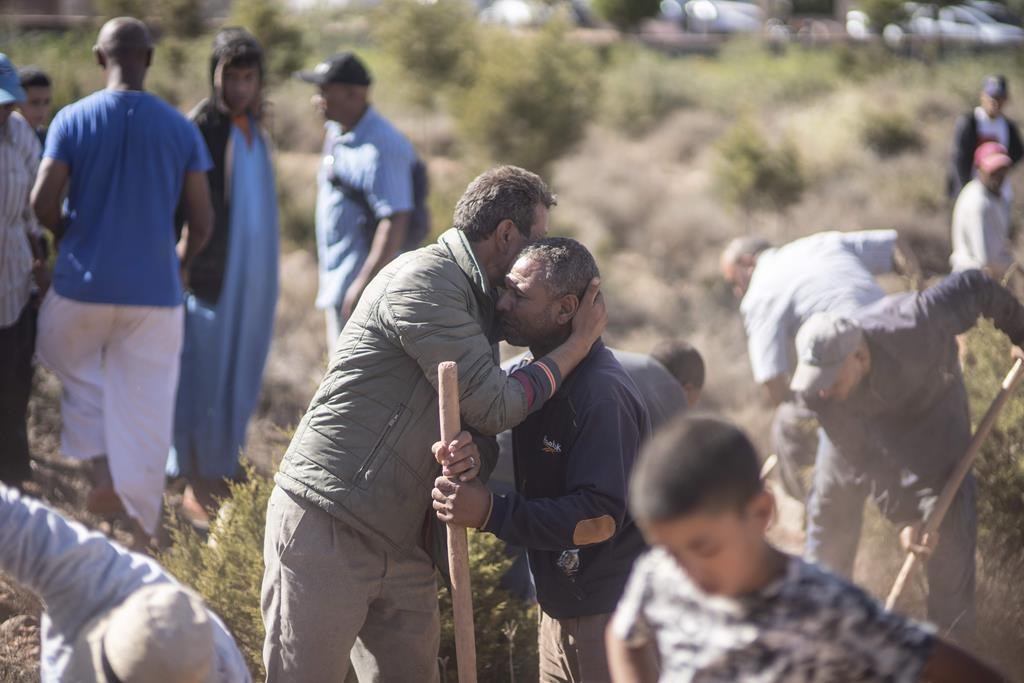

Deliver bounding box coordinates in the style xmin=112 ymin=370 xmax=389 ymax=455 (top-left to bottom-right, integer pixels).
xmin=518 ymin=237 xmax=599 ymax=299
xmin=453 ymin=165 xmax=557 ymax=242
xmin=720 ymin=236 xmax=771 ymax=268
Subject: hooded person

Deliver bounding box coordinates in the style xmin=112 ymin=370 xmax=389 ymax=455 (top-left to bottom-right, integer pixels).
xmin=168 ymin=27 xmax=280 ymax=527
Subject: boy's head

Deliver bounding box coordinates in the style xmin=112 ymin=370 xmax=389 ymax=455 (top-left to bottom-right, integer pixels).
xmin=651 ymin=339 xmax=705 ymax=407
xmin=630 ymin=416 xmax=774 ymax=597
xmin=17 ymin=66 xmax=51 ymax=130
xmin=210 ymin=28 xmax=264 ymax=117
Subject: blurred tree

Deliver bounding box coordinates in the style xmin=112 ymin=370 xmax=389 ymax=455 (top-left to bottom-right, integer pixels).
xmin=592 ymin=0 xmax=661 ymax=30
xmin=857 ymin=0 xmax=908 ymax=29
xmin=157 ymin=0 xmax=204 ymax=39
xmin=455 ymin=21 xmax=599 ymax=174
xmin=95 ymin=0 xmax=146 ymax=19
xmin=230 ymin=0 xmax=305 ymax=83
xmin=374 ymin=0 xmax=479 ymax=108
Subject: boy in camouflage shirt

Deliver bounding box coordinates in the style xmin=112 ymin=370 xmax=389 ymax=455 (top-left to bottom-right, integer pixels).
xmin=606 ymin=416 xmax=1005 ymax=682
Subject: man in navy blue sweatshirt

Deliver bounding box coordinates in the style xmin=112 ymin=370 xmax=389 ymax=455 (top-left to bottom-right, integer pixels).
xmin=432 ymin=237 xmax=650 ymax=682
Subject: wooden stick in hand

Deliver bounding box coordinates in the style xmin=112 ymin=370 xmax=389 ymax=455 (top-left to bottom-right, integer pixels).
xmin=438 ymin=361 xmax=477 ymax=682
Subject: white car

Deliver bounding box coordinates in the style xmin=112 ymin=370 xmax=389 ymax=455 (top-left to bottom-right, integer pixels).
xmin=670 ymin=0 xmax=765 ymax=33
xmin=888 ymin=3 xmax=1024 ymax=46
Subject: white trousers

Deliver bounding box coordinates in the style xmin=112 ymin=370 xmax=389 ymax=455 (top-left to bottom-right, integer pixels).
xmin=36 ymin=291 xmax=184 ymax=534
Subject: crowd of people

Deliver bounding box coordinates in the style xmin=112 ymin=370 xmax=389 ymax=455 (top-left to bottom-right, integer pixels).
xmin=0 ymin=13 xmax=1021 ymax=683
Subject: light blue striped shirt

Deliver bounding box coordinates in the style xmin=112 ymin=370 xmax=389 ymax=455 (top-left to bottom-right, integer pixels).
xmin=315 ymin=106 xmax=415 ymax=310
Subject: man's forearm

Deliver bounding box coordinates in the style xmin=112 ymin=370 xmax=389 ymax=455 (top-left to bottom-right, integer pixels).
xmin=358 ymin=212 xmax=410 ymax=284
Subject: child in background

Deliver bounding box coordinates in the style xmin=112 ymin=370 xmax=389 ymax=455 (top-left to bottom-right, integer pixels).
xmin=650 ymin=339 xmax=704 ymax=408
xmin=16 ymin=66 xmax=51 ymax=146
xmin=606 ymin=415 xmax=1005 ymax=682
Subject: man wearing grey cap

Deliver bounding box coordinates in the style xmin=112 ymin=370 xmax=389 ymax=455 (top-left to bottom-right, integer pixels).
xmin=0 ymin=484 xmax=250 ymax=681
xmin=947 ymin=74 xmax=1022 ymax=201
xmin=296 ymin=52 xmax=417 ymax=354
xmin=790 ymin=269 xmax=1024 ymax=640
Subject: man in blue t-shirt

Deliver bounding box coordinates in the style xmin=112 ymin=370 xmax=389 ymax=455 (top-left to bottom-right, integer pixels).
xmin=30 ymin=17 xmax=213 ymax=545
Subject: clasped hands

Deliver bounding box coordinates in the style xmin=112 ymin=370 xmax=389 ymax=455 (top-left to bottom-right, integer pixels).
xmin=430 ymin=431 xmax=492 ymax=529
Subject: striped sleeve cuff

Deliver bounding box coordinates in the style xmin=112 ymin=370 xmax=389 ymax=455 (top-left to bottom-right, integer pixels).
xmin=510 ymin=358 xmax=562 ymax=414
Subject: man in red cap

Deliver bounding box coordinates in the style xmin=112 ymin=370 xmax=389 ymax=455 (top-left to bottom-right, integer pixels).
xmin=950 ymin=141 xmax=1015 ymax=280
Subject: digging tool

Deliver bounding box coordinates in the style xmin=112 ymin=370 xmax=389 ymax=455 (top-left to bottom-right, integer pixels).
xmin=885 ymin=358 xmax=1024 ymax=611
xmin=438 ymin=361 xmax=477 ymax=682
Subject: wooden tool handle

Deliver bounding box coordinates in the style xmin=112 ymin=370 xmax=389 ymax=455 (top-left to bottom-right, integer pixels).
xmin=885 ymin=358 xmax=1024 ymax=611
xmin=438 ymin=361 xmax=477 ymax=682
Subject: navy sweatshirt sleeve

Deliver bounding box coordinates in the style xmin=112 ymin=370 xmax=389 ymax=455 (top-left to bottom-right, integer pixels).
xmin=482 ymin=399 xmax=641 ymax=551
xmin=919 ymin=269 xmax=1024 ymax=344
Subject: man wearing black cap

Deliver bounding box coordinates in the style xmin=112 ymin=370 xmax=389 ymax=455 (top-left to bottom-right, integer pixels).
xmin=947 ymin=74 xmax=1022 ymax=200
xmin=296 ymin=52 xmax=417 ymax=353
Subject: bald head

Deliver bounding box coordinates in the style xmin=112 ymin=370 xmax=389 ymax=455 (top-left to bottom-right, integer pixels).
xmin=720 ymin=236 xmax=771 ymax=299
xmin=96 ymin=17 xmax=152 ymax=63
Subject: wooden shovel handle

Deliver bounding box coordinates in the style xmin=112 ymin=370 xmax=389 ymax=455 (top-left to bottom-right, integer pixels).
xmin=885 ymin=358 xmax=1024 ymax=611
xmin=438 ymin=361 xmax=477 ymax=682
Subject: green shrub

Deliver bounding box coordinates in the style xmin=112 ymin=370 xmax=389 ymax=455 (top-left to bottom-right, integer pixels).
xmin=455 ymin=22 xmax=599 ymax=174
xmin=714 ymin=119 xmax=805 ymax=215
xmin=161 ymin=468 xmax=274 ymax=678
xmin=162 ymin=471 xmax=539 ymax=680
xmin=156 ymin=0 xmax=204 ymax=39
xmin=229 ymin=0 xmax=305 ymax=83
xmin=960 ymin=321 xmax=1024 ymax=673
xmin=438 ymin=531 xmax=539 ymax=683
xmin=94 ymin=0 xmax=146 ymax=19
xmin=599 ymin=48 xmax=695 ymax=137
xmin=374 ymin=0 xmax=479 ymax=108
xmin=859 ymin=109 xmax=924 ymax=157
xmin=592 ymin=0 xmax=661 ymax=30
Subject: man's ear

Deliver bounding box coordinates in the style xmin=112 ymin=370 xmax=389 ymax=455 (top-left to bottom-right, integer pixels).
xmin=555 ymin=294 xmax=580 ymax=325
xmin=494 ymin=219 xmax=519 ymax=252
xmin=145 ymin=48 xmax=153 ymax=69
xmin=93 ymin=46 xmax=105 ymax=69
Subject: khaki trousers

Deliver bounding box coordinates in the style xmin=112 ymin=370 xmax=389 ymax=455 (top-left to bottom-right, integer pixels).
xmin=262 ymin=486 xmax=440 ymax=682
xmin=539 ymin=610 xmax=613 ymax=683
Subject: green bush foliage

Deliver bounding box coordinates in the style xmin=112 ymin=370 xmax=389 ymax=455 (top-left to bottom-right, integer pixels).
xmin=162 ymin=473 xmax=539 ymax=680
xmin=156 ymin=0 xmax=205 ymax=39
xmin=374 ymin=0 xmax=479 ymax=107
xmin=600 ymin=48 xmax=695 ymax=137
xmin=229 ymin=0 xmax=305 ymax=83
xmin=592 ymin=0 xmax=661 ymax=29
xmin=859 ymin=109 xmax=924 ymax=157
xmin=455 ymin=22 xmax=599 ymax=174
xmin=714 ymin=119 xmax=805 ymax=215
xmin=161 ymin=469 xmax=274 ymax=678
xmin=857 ymin=0 xmax=909 ymax=31
xmin=959 ymin=321 xmax=1024 ymax=672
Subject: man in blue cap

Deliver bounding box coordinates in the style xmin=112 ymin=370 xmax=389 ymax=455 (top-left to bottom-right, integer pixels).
xmin=295 ymin=52 xmax=418 ymax=353
xmin=947 ymin=74 xmax=1022 ymax=200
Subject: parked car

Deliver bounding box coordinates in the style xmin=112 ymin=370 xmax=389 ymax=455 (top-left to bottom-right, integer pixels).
xmin=477 ymin=0 xmax=551 ymax=27
xmin=880 ymin=2 xmax=1024 ymax=46
xmin=662 ymin=0 xmax=765 ymax=33
xmin=967 ymin=0 xmax=1022 ymax=26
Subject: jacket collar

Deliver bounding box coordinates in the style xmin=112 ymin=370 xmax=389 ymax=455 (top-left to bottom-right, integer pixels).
xmin=439 ymin=228 xmax=493 ymax=299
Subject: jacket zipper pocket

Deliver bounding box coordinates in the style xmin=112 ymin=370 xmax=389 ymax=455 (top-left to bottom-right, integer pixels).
xmin=355 ymin=403 xmax=405 ymax=485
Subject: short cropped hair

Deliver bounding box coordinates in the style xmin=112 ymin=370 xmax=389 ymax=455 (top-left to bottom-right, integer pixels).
xmin=517 ymin=237 xmax=598 ymax=299
xmin=453 ymin=165 xmax=557 ymax=242
xmin=19 ymin=66 xmax=51 ymax=89
xmin=651 ymin=340 xmax=705 ymax=389
xmin=630 ymin=416 xmax=762 ymax=522
xmin=720 ymin=236 xmax=771 ymax=268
